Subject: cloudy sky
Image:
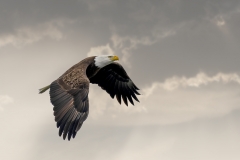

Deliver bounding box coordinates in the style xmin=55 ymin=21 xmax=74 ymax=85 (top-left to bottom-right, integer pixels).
xmin=1 ymin=0 xmax=240 ymax=159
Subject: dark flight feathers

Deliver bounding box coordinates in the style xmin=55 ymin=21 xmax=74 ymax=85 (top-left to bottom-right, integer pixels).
xmin=89 ymin=62 xmax=140 ymax=106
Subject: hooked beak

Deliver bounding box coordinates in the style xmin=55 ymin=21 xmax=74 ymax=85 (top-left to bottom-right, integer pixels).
xmin=110 ymin=55 xmax=119 ymax=61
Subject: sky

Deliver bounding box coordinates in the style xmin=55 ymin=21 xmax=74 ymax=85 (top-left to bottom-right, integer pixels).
xmin=1 ymin=0 xmax=240 ymax=159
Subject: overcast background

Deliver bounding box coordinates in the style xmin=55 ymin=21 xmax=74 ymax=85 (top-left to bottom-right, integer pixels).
xmin=1 ymin=0 xmax=240 ymax=160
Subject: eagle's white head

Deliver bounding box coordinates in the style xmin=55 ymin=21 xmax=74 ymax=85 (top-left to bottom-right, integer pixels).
xmin=94 ymin=55 xmax=119 ymax=68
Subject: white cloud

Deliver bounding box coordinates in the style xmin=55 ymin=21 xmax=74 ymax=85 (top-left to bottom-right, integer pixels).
xmin=0 ymin=21 xmax=63 ymax=48
xmin=144 ymin=72 xmax=240 ymax=95
xmin=139 ymin=72 xmax=240 ymax=124
xmin=86 ymin=26 xmax=176 ymax=67
xmin=111 ymin=30 xmax=175 ymax=67
xmin=217 ymin=19 xmax=225 ymax=26
xmin=87 ymin=43 xmax=115 ymax=57
xmin=0 ymin=95 xmax=14 ymax=111
xmin=88 ymin=72 xmax=240 ymax=126
xmin=212 ymin=16 xmax=226 ymax=27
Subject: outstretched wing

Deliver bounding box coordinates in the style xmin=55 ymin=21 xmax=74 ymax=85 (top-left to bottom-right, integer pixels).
xmin=89 ymin=62 xmax=140 ymax=106
xmin=49 ymin=69 xmax=90 ymax=141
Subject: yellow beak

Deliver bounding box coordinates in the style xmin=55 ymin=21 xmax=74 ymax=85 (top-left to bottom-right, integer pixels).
xmin=110 ymin=55 xmax=119 ymax=61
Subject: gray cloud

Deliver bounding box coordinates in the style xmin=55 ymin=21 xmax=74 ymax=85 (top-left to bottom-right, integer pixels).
xmin=0 ymin=21 xmax=64 ymax=48
xmin=1 ymin=0 xmax=240 ymax=160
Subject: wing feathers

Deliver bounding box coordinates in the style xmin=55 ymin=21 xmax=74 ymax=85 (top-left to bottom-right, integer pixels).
xmin=126 ymin=86 xmax=139 ymax=102
xmin=50 ymin=80 xmax=89 ymax=140
xmin=133 ymin=89 xmax=141 ymax=95
xmin=124 ymin=83 xmax=134 ymax=105
xmin=89 ymin=62 xmax=140 ymax=106
xmin=116 ymin=93 xmax=121 ymax=104
xmin=120 ymin=82 xmax=128 ymax=106
xmin=58 ymin=108 xmax=75 ymax=136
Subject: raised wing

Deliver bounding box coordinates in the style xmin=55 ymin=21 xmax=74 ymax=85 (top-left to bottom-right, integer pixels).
xmin=49 ymin=69 xmax=90 ymax=141
xmin=89 ymin=62 xmax=140 ymax=106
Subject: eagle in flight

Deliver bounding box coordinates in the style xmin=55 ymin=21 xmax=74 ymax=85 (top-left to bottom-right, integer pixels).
xmin=39 ymin=55 xmax=140 ymax=140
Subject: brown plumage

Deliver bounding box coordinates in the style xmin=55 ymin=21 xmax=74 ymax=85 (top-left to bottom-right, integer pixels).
xmin=39 ymin=55 xmax=140 ymax=140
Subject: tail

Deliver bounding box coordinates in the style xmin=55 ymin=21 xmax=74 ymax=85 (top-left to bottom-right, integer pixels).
xmin=39 ymin=85 xmax=50 ymax=94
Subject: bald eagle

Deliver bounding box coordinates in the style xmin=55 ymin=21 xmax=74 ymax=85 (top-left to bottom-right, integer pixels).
xmin=39 ymin=55 xmax=140 ymax=140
